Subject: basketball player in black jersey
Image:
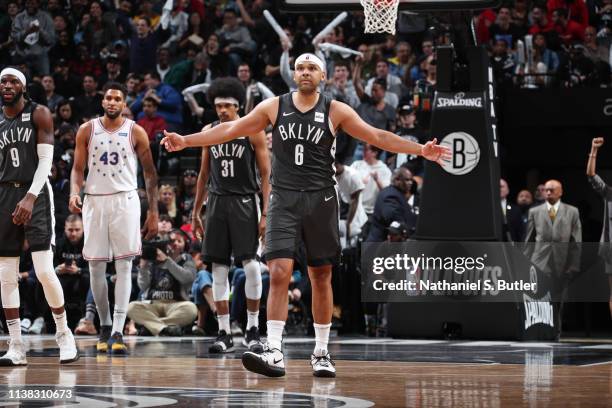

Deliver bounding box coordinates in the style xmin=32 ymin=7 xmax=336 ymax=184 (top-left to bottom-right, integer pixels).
xmin=0 ymin=68 xmax=79 ymax=365
xmin=191 ymin=78 xmax=270 ymax=354
xmin=162 ymin=53 xmax=450 ymax=378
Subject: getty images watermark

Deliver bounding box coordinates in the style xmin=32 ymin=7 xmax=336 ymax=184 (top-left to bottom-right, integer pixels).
xmin=371 ymin=253 xmax=535 ymax=293
xmin=361 ymin=242 xmax=611 ymax=303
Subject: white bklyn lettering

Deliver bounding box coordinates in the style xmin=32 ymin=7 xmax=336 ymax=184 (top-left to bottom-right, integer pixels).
xmin=0 ymin=127 xmax=33 ymax=149
xmin=278 ymin=123 xmax=325 ymax=144
xmin=210 ymin=143 xmax=246 ymax=159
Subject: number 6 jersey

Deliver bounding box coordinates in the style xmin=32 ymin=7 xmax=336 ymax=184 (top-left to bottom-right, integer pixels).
xmin=0 ymin=101 xmax=39 ymax=184
xmin=207 ymin=121 xmax=258 ymax=196
xmin=271 ymin=92 xmax=336 ymax=192
xmin=85 ymin=117 xmax=138 ymax=195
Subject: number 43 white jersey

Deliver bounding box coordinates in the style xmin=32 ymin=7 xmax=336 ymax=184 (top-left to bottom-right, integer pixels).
xmin=85 ymin=117 xmax=138 ymax=195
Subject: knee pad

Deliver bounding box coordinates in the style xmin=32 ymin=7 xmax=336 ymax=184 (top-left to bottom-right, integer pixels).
xmin=0 ymin=257 xmax=20 ymax=308
xmin=31 ymin=249 xmax=64 ymax=308
xmin=212 ymin=263 xmax=230 ymax=302
xmin=243 ymin=259 xmax=262 ymax=300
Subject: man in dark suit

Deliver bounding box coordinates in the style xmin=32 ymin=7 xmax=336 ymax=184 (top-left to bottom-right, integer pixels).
xmin=501 ymin=178 xmax=527 ymax=242
xmin=525 ymin=179 xmax=581 ymax=337
xmin=367 ymin=167 xmax=418 ymax=242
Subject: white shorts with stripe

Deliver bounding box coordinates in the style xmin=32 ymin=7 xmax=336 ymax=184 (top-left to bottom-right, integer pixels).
xmin=82 ymin=190 xmax=141 ymax=261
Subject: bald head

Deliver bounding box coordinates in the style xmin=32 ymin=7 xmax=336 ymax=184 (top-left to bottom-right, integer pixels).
xmin=544 ymin=180 xmax=563 ymax=205
xmin=500 ymin=179 xmax=509 ymax=200
xmin=392 ymin=167 xmax=414 ymax=194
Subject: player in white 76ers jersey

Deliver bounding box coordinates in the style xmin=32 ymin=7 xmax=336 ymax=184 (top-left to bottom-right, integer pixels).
xmin=69 ymin=82 xmax=159 ymax=355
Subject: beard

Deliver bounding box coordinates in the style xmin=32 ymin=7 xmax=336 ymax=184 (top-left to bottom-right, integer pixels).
xmin=2 ymin=91 xmax=23 ymax=107
xmin=297 ymin=81 xmax=318 ymax=94
xmin=105 ymin=109 xmax=121 ymax=119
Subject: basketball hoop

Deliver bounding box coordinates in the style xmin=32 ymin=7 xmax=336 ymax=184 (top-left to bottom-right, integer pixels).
xmin=360 ymin=0 xmax=401 ymax=35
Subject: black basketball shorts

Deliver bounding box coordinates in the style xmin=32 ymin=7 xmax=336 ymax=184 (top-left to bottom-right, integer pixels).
xmin=202 ymin=193 xmax=259 ymax=266
xmin=264 ymin=186 xmax=341 ymax=267
xmin=0 ymin=182 xmax=55 ymax=257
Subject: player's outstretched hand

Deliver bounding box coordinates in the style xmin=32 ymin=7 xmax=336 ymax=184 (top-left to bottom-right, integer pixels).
xmin=142 ymin=211 xmax=159 ymax=240
xmin=421 ymin=138 xmax=452 ymax=166
xmin=161 ymin=130 xmax=187 ymax=152
xmin=68 ymin=195 xmax=82 ymax=214
xmin=12 ymin=193 xmax=35 ymax=225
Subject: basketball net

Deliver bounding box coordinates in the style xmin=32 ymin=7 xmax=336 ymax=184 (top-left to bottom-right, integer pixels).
xmin=360 ymin=0 xmax=401 ymax=35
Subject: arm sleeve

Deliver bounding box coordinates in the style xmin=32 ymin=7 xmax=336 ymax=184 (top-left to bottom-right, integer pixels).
xmin=38 ymin=13 xmax=56 ymax=47
xmin=161 ymin=255 xmax=196 ymax=284
xmin=588 ymin=174 xmax=609 ymax=197
xmin=280 ymin=51 xmax=295 ymax=89
xmin=28 ymin=144 xmax=53 ymax=197
xmin=157 ymin=87 xmax=182 ymax=112
xmin=256 ymin=82 xmax=276 ymax=100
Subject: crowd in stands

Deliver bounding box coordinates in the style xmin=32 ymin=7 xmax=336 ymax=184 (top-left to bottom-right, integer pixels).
xmin=0 ymin=0 xmax=610 ymax=337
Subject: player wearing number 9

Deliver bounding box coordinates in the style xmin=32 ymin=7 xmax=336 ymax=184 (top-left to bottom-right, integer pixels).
xmin=191 ymin=78 xmax=270 ymax=354
xmin=161 ymin=53 xmax=451 ymax=379
xmin=0 ymin=67 xmax=79 ymax=366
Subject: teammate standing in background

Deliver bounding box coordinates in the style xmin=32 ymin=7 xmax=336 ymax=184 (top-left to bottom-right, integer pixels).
xmin=162 ymin=53 xmax=450 ymax=377
xmin=69 ymin=82 xmax=159 ymax=354
xmin=0 ymin=67 xmax=78 ymax=365
xmin=191 ymin=78 xmax=270 ymax=354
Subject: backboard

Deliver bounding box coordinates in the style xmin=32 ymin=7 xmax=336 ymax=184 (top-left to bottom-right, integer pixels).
xmin=279 ymin=0 xmax=499 ymax=12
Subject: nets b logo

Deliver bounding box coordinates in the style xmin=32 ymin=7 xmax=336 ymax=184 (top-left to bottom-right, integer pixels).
xmin=439 ymin=132 xmax=480 ymax=175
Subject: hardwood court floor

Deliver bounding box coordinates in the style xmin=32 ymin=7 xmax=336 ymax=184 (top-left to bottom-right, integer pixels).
xmin=0 ymin=335 xmax=612 ymax=407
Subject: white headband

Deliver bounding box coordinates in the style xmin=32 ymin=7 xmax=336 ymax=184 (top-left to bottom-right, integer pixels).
xmin=214 ymin=97 xmax=239 ymax=106
xmin=0 ymin=68 xmax=26 ymax=87
xmin=294 ymin=53 xmax=325 ymax=73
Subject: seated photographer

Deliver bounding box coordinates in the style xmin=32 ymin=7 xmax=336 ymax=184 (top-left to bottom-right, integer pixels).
xmin=128 ymin=230 xmax=197 ymax=336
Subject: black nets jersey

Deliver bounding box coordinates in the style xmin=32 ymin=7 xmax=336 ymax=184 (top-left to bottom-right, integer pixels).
xmin=271 ymin=92 xmax=336 ymax=191
xmin=0 ymin=101 xmax=39 ymax=184
xmin=207 ymin=121 xmax=259 ymax=195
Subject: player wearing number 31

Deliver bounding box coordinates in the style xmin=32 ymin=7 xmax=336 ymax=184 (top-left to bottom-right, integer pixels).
xmin=69 ymin=82 xmax=159 ymax=355
xmin=162 ymin=53 xmax=450 ymax=378
xmin=0 ymin=67 xmax=78 ymax=365
xmin=191 ymin=78 xmax=270 ymax=354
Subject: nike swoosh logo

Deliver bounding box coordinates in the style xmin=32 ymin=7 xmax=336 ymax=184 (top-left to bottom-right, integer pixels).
xmin=282 ymin=112 xmax=294 ymax=117
xmin=242 ymin=198 xmax=251 ymax=203
xmin=325 ymin=196 xmax=334 ymax=202
xmin=273 ymin=358 xmax=283 ymax=364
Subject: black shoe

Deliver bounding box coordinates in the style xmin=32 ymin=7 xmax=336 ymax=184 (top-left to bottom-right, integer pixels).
xmin=209 ymin=330 xmax=234 ymax=353
xmin=160 ymin=325 xmax=183 ymax=336
xmin=96 ymin=326 xmax=112 ymax=353
xmin=137 ymin=326 xmax=152 ymax=336
xmin=242 ymin=326 xmax=264 ymax=353
xmin=107 ymin=332 xmax=128 ymax=355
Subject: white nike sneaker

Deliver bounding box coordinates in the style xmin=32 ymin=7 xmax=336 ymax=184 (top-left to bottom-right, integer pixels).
xmin=29 ymin=317 xmax=45 ymax=335
xmin=20 ymin=318 xmax=32 ymax=334
xmin=0 ymin=339 xmax=27 ymax=366
xmin=56 ymin=331 xmax=79 ymax=364
xmin=242 ymin=345 xmax=285 ymax=377
xmin=311 ymin=352 xmax=336 ymax=378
